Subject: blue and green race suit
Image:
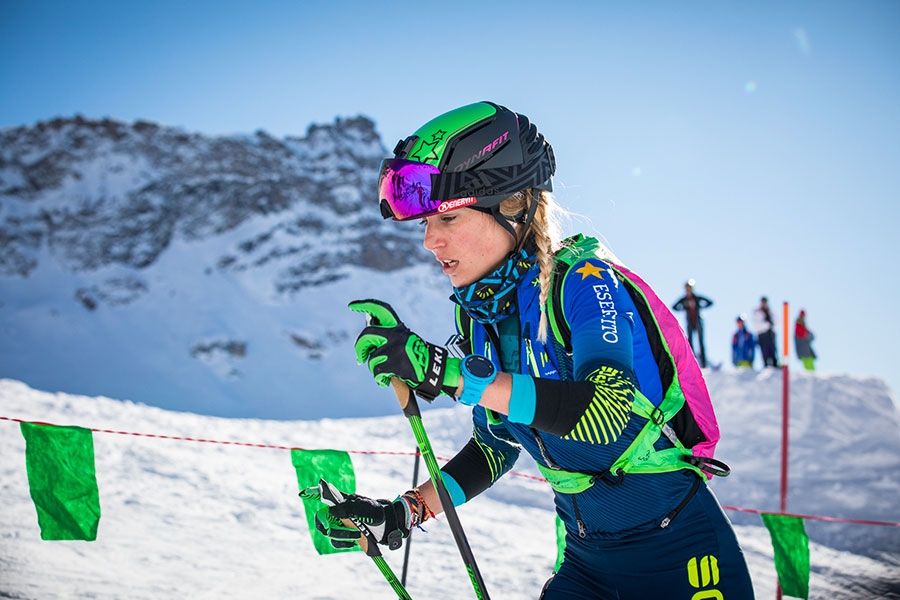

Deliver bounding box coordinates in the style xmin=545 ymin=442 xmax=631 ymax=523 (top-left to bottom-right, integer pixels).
xmin=441 ymin=257 xmax=754 ymax=599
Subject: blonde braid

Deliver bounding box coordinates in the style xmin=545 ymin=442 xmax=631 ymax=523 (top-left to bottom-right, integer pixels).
xmin=499 ymin=189 xmax=564 ymax=343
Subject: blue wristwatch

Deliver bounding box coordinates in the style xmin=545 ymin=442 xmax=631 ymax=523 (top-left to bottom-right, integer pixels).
xmin=459 ymin=354 xmax=497 ymax=406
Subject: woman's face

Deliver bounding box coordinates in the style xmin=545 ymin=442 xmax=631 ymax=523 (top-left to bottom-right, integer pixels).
xmin=422 ymin=208 xmax=516 ymax=288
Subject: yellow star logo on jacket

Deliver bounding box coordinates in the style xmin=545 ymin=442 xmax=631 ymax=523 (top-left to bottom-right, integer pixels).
xmin=574 ymin=261 xmax=605 ymax=280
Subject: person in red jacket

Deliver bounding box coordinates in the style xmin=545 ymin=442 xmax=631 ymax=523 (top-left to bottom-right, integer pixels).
xmin=794 ymin=309 xmax=816 ymax=370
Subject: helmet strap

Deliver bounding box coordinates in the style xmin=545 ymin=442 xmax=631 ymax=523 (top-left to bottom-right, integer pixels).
xmin=489 ymin=205 xmax=519 ymax=245
xmin=488 ymin=188 xmax=540 ymax=256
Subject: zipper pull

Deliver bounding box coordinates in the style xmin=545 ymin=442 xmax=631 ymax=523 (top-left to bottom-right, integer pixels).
xmin=577 ymin=520 xmax=587 ymax=538
xmin=523 ymin=321 xmax=542 ymax=377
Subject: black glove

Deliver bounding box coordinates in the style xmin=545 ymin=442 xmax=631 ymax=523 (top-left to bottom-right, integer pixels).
xmin=303 ymin=480 xmax=410 ymax=551
xmin=349 ymin=299 xmax=460 ymax=401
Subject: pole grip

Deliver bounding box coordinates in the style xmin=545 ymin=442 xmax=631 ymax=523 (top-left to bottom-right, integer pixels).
xmin=341 ymin=518 xmax=370 ymax=554
xmin=391 ymin=378 xmax=420 ymax=418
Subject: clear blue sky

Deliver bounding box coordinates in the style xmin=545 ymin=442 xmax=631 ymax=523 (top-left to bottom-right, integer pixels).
xmin=2 ymin=1 xmax=899 ymax=397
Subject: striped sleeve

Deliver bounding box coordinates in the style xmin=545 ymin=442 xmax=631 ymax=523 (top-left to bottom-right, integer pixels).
xmin=441 ymin=412 xmax=521 ymax=503
xmin=561 ymin=365 xmax=634 ymax=444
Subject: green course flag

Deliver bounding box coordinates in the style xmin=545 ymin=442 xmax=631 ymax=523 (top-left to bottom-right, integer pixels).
xmin=761 ymin=513 xmax=810 ymax=599
xmin=20 ymin=422 xmax=101 ymax=541
xmin=291 ymin=448 xmax=357 ymax=555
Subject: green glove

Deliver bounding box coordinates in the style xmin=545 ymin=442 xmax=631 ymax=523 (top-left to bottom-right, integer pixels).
xmin=349 ymin=299 xmax=460 ymax=401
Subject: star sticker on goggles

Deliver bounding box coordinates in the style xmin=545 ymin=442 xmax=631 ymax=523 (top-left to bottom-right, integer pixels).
xmin=575 ymin=261 xmax=605 ymax=280
xmin=409 ymin=130 xmax=446 ymax=163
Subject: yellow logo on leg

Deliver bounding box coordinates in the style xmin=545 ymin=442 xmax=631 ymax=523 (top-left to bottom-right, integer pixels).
xmin=687 ymin=555 xmax=723 ymax=600
xmin=690 ymin=592 xmax=724 ymax=600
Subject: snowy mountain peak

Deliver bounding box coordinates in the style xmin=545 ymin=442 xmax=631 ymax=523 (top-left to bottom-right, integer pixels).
xmin=0 ymin=114 xmax=424 ymax=277
xmin=0 ymin=115 xmax=447 ymax=419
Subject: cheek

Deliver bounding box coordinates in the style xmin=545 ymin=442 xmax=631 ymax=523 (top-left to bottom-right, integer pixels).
xmin=470 ymin=234 xmax=504 ymax=265
xmin=473 ymin=233 xmax=514 ymax=273
xmin=486 ymin=225 xmax=517 ymax=260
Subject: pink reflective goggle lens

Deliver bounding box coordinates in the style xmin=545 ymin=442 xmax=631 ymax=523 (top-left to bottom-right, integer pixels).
xmin=377 ymin=158 xmax=476 ymax=220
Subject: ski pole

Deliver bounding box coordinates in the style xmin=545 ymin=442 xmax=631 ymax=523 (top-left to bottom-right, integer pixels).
xmin=401 ymin=447 xmax=421 ymax=586
xmin=390 ymin=378 xmax=491 ymax=600
xmin=316 ymin=479 xmax=414 ymax=600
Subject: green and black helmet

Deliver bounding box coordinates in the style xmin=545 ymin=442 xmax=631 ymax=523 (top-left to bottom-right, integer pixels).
xmin=377 ymin=101 xmax=556 ymax=221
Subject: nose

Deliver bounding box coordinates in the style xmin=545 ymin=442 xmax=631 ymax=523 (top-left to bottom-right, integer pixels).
xmin=423 ymin=219 xmax=443 ymax=252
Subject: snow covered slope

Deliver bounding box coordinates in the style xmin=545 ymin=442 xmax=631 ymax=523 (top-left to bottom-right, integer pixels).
xmin=1 ymin=369 xmax=898 ymax=599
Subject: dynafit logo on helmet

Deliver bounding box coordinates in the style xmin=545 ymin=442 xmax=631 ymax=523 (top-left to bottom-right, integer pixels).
xmin=452 ymin=130 xmax=510 ymax=172
xmin=437 ymin=197 xmax=477 ymax=213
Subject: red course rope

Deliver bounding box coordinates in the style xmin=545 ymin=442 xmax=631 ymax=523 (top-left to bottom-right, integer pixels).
xmin=721 ymin=504 xmax=900 ymax=528
xmin=4 ymin=415 xmax=898 ymax=528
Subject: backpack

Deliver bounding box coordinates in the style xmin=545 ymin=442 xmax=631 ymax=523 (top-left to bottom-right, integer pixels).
xmin=454 ymin=234 xmax=729 ymax=479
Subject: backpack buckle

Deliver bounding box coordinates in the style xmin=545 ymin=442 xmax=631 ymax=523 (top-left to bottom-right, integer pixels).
xmin=682 ymin=455 xmax=731 ymax=478
xmin=444 ymin=334 xmax=467 ymax=359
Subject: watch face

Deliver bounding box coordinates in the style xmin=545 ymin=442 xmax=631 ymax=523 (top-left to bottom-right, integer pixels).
xmin=465 ymin=355 xmax=495 ymax=378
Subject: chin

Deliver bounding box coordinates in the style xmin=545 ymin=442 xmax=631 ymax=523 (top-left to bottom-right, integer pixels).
xmin=449 ymin=274 xmax=474 ymax=288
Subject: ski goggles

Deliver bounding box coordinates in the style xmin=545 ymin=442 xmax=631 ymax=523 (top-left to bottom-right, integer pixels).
xmin=377 ymin=158 xmax=478 ymax=221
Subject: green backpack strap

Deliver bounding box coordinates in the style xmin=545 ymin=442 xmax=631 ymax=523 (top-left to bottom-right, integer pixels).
xmin=546 ymin=233 xmax=605 ymax=354
xmin=609 ymin=391 xmax=706 ymax=479
xmin=547 ymin=259 xmax=572 ymax=354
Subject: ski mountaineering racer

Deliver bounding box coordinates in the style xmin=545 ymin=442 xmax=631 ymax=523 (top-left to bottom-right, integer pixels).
xmin=311 ymin=101 xmax=755 ymax=599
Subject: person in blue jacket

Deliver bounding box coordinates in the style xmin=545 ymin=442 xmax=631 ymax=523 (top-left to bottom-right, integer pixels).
xmin=313 ymin=102 xmax=754 ymax=599
xmin=732 ymin=316 xmax=756 ymax=368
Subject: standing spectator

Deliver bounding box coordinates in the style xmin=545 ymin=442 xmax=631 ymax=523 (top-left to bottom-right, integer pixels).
xmin=752 ymin=296 xmax=779 ymax=367
xmin=732 ymin=316 xmax=755 ymax=368
xmin=672 ymin=280 xmax=713 ymax=368
xmin=794 ymin=309 xmax=817 ymax=370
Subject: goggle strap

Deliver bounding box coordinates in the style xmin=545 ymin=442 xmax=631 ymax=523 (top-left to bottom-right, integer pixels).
xmin=430 ymin=153 xmax=554 ymax=201
xmin=393 ymin=136 xmax=418 ymax=158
